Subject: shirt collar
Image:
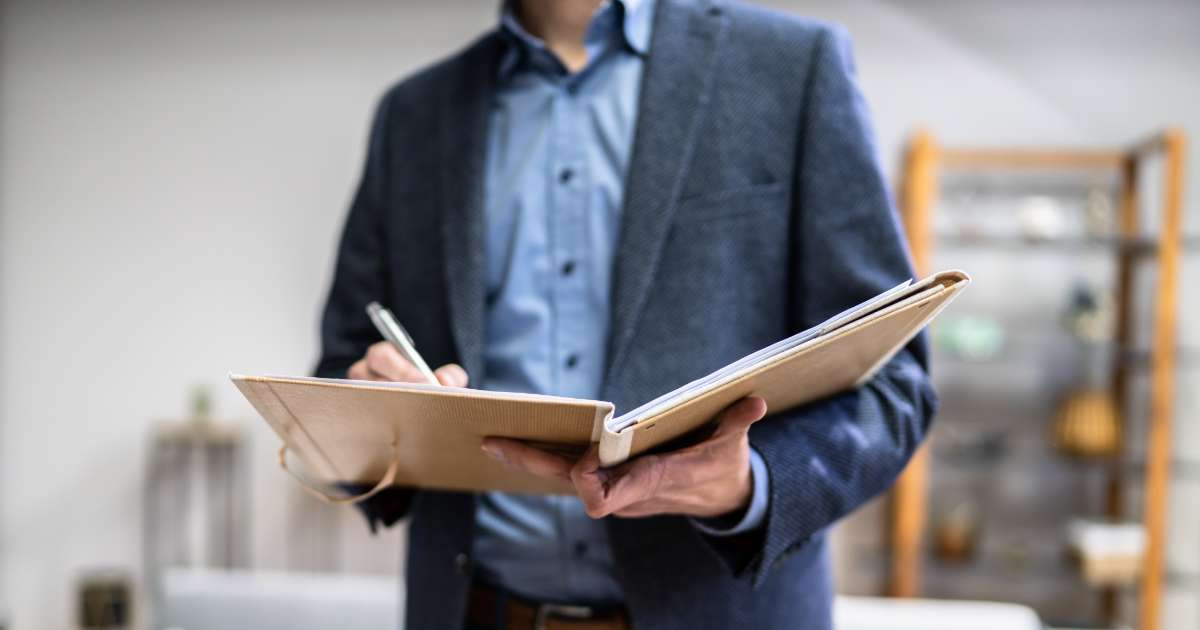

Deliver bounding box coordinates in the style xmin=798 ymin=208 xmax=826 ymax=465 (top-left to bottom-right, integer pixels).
xmin=619 ymin=0 xmax=653 ymax=56
xmin=496 ymin=0 xmax=654 ymax=81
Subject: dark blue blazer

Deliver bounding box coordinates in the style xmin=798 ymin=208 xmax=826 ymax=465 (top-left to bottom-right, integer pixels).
xmin=315 ymin=1 xmax=936 ymax=627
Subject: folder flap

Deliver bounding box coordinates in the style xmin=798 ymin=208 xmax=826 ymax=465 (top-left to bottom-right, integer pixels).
xmin=605 ymin=271 xmax=968 ymax=465
xmin=231 ymin=374 xmax=610 ymax=495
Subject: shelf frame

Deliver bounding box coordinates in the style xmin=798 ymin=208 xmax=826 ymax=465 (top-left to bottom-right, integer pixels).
xmin=885 ymin=128 xmax=1188 ymax=630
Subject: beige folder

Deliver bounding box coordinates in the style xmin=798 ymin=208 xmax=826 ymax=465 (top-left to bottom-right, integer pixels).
xmin=232 ymin=269 xmax=969 ymax=501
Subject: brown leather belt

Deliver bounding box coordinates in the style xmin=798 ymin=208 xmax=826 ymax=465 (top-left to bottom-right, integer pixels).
xmin=467 ymin=582 xmax=631 ymax=630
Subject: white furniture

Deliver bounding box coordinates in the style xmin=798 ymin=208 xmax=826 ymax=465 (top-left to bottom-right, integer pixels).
xmin=833 ymin=595 xmax=1042 ymax=630
xmin=160 ymin=569 xmax=401 ymax=630
xmin=160 ymin=569 xmax=1041 ymax=630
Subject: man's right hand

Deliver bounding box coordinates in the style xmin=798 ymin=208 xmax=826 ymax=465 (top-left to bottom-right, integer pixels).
xmin=347 ymin=341 xmax=469 ymax=387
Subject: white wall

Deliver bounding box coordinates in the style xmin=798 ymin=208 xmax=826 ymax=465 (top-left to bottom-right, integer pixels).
xmin=0 ymin=2 xmax=492 ymax=628
xmin=2 ymin=1 xmax=1197 ymax=629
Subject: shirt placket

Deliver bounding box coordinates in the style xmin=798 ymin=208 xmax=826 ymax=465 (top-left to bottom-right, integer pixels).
xmin=549 ymin=82 xmax=591 ymax=399
xmin=549 ymin=76 xmax=593 ymax=595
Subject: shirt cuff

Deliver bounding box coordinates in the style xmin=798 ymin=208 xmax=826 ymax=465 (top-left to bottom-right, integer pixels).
xmin=690 ymin=447 xmax=770 ymax=537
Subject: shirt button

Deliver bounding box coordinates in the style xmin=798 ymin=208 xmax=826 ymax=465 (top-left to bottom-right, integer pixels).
xmin=558 ymin=168 xmax=574 ymax=184
xmin=561 ymin=260 xmax=576 ymax=276
xmin=565 ymin=354 xmax=579 ymax=369
xmin=454 ymin=552 xmax=471 ymax=574
xmin=574 ymin=541 xmax=588 ymax=557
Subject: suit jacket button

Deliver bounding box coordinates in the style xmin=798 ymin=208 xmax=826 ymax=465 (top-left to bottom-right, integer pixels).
xmin=454 ymin=552 xmax=471 ymax=574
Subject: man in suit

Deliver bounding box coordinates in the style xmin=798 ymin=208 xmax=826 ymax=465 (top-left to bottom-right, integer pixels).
xmin=314 ymin=0 xmax=936 ymax=628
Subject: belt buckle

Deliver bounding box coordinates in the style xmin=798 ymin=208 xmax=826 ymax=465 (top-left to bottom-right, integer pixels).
xmin=533 ymin=603 xmax=594 ymax=630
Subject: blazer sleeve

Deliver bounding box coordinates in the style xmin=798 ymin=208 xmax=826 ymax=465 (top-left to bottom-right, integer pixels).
xmin=745 ymin=25 xmax=938 ymax=585
xmin=314 ymin=91 xmax=416 ymax=530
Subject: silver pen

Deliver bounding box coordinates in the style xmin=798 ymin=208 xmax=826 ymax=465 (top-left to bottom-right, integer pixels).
xmin=365 ymin=302 xmax=440 ymax=385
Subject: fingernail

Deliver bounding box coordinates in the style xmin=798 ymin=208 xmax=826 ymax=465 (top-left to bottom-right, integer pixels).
xmin=481 ymin=443 xmax=503 ymax=461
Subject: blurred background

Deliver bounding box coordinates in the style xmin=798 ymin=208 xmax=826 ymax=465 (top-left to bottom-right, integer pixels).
xmin=1 ymin=1 xmax=1198 ymax=629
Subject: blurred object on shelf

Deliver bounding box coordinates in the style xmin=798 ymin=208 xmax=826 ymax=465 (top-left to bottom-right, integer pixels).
xmin=1067 ymin=520 xmax=1146 ymax=587
xmin=1084 ymin=184 xmax=1114 ymax=237
xmin=933 ymin=500 xmax=980 ymax=563
xmin=191 ymin=384 xmax=213 ymax=421
xmin=938 ymin=184 xmax=986 ymax=240
xmin=934 ymin=315 xmax=1006 ymax=362
xmin=936 ymin=168 xmax=1121 ymax=244
xmin=144 ymin=384 xmax=249 ymax=628
xmin=1053 ymin=389 xmax=1121 ymax=458
xmin=1017 ymin=195 xmax=1066 ymax=241
xmin=1062 ymin=284 xmax=1114 ymax=344
xmin=78 ymin=569 xmax=132 ymax=630
xmin=1054 ymin=283 xmax=1120 ymax=458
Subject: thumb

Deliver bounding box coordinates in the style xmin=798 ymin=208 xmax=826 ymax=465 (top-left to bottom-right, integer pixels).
xmin=712 ymin=396 xmax=767 ymax=438
xmin=434 ymin=363 xmax=469 ymax=387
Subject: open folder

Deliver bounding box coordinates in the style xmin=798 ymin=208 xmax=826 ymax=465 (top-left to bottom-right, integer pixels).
xmin=232 ymin=269 xmax=969 ymax=500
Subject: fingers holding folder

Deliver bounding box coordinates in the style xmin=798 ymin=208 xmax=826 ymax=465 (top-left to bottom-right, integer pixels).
xmin=480 ymin=396 xmax=768 ymax=519
xmin=347 ymin=340 xmax=468 ymax=387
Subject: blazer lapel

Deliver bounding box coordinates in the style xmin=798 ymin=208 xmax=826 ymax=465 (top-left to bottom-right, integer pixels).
xmin=439 ymin=35 xmax=502 ymax=383
xmin=605 ymin=0 xmax=728 ymax=385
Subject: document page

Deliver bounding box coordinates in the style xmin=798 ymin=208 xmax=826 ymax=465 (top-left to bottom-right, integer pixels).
xmin=608 ymin=278 xmax=923 ymax=432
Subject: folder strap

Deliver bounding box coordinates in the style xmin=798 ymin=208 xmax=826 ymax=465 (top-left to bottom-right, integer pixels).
xmin=278 ymin=440 xmax=400 ymax=505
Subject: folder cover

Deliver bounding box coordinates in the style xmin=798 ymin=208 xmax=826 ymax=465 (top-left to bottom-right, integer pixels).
xmin=232 ymin=269 xmax=969 ymax=500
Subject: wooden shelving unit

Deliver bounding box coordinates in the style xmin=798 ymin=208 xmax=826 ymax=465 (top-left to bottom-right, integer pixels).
xmin=885 ymin=129 xmax=1188 ymax=630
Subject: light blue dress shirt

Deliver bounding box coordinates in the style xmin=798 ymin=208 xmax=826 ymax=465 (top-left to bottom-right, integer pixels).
xmin=474 ymin=0 xmax=768 ymax=605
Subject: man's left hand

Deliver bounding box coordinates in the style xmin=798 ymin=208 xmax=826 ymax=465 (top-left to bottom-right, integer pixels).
xmin=481 ymin=396 xmax=768 ymax=519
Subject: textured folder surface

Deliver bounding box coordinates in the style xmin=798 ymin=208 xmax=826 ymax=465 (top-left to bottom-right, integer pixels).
xmin=234 ymin=377 xmax=612 ymax=494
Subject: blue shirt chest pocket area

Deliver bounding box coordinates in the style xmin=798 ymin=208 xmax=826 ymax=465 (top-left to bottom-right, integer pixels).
xmin=671 ymin=180 xmax=790 ymax=227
